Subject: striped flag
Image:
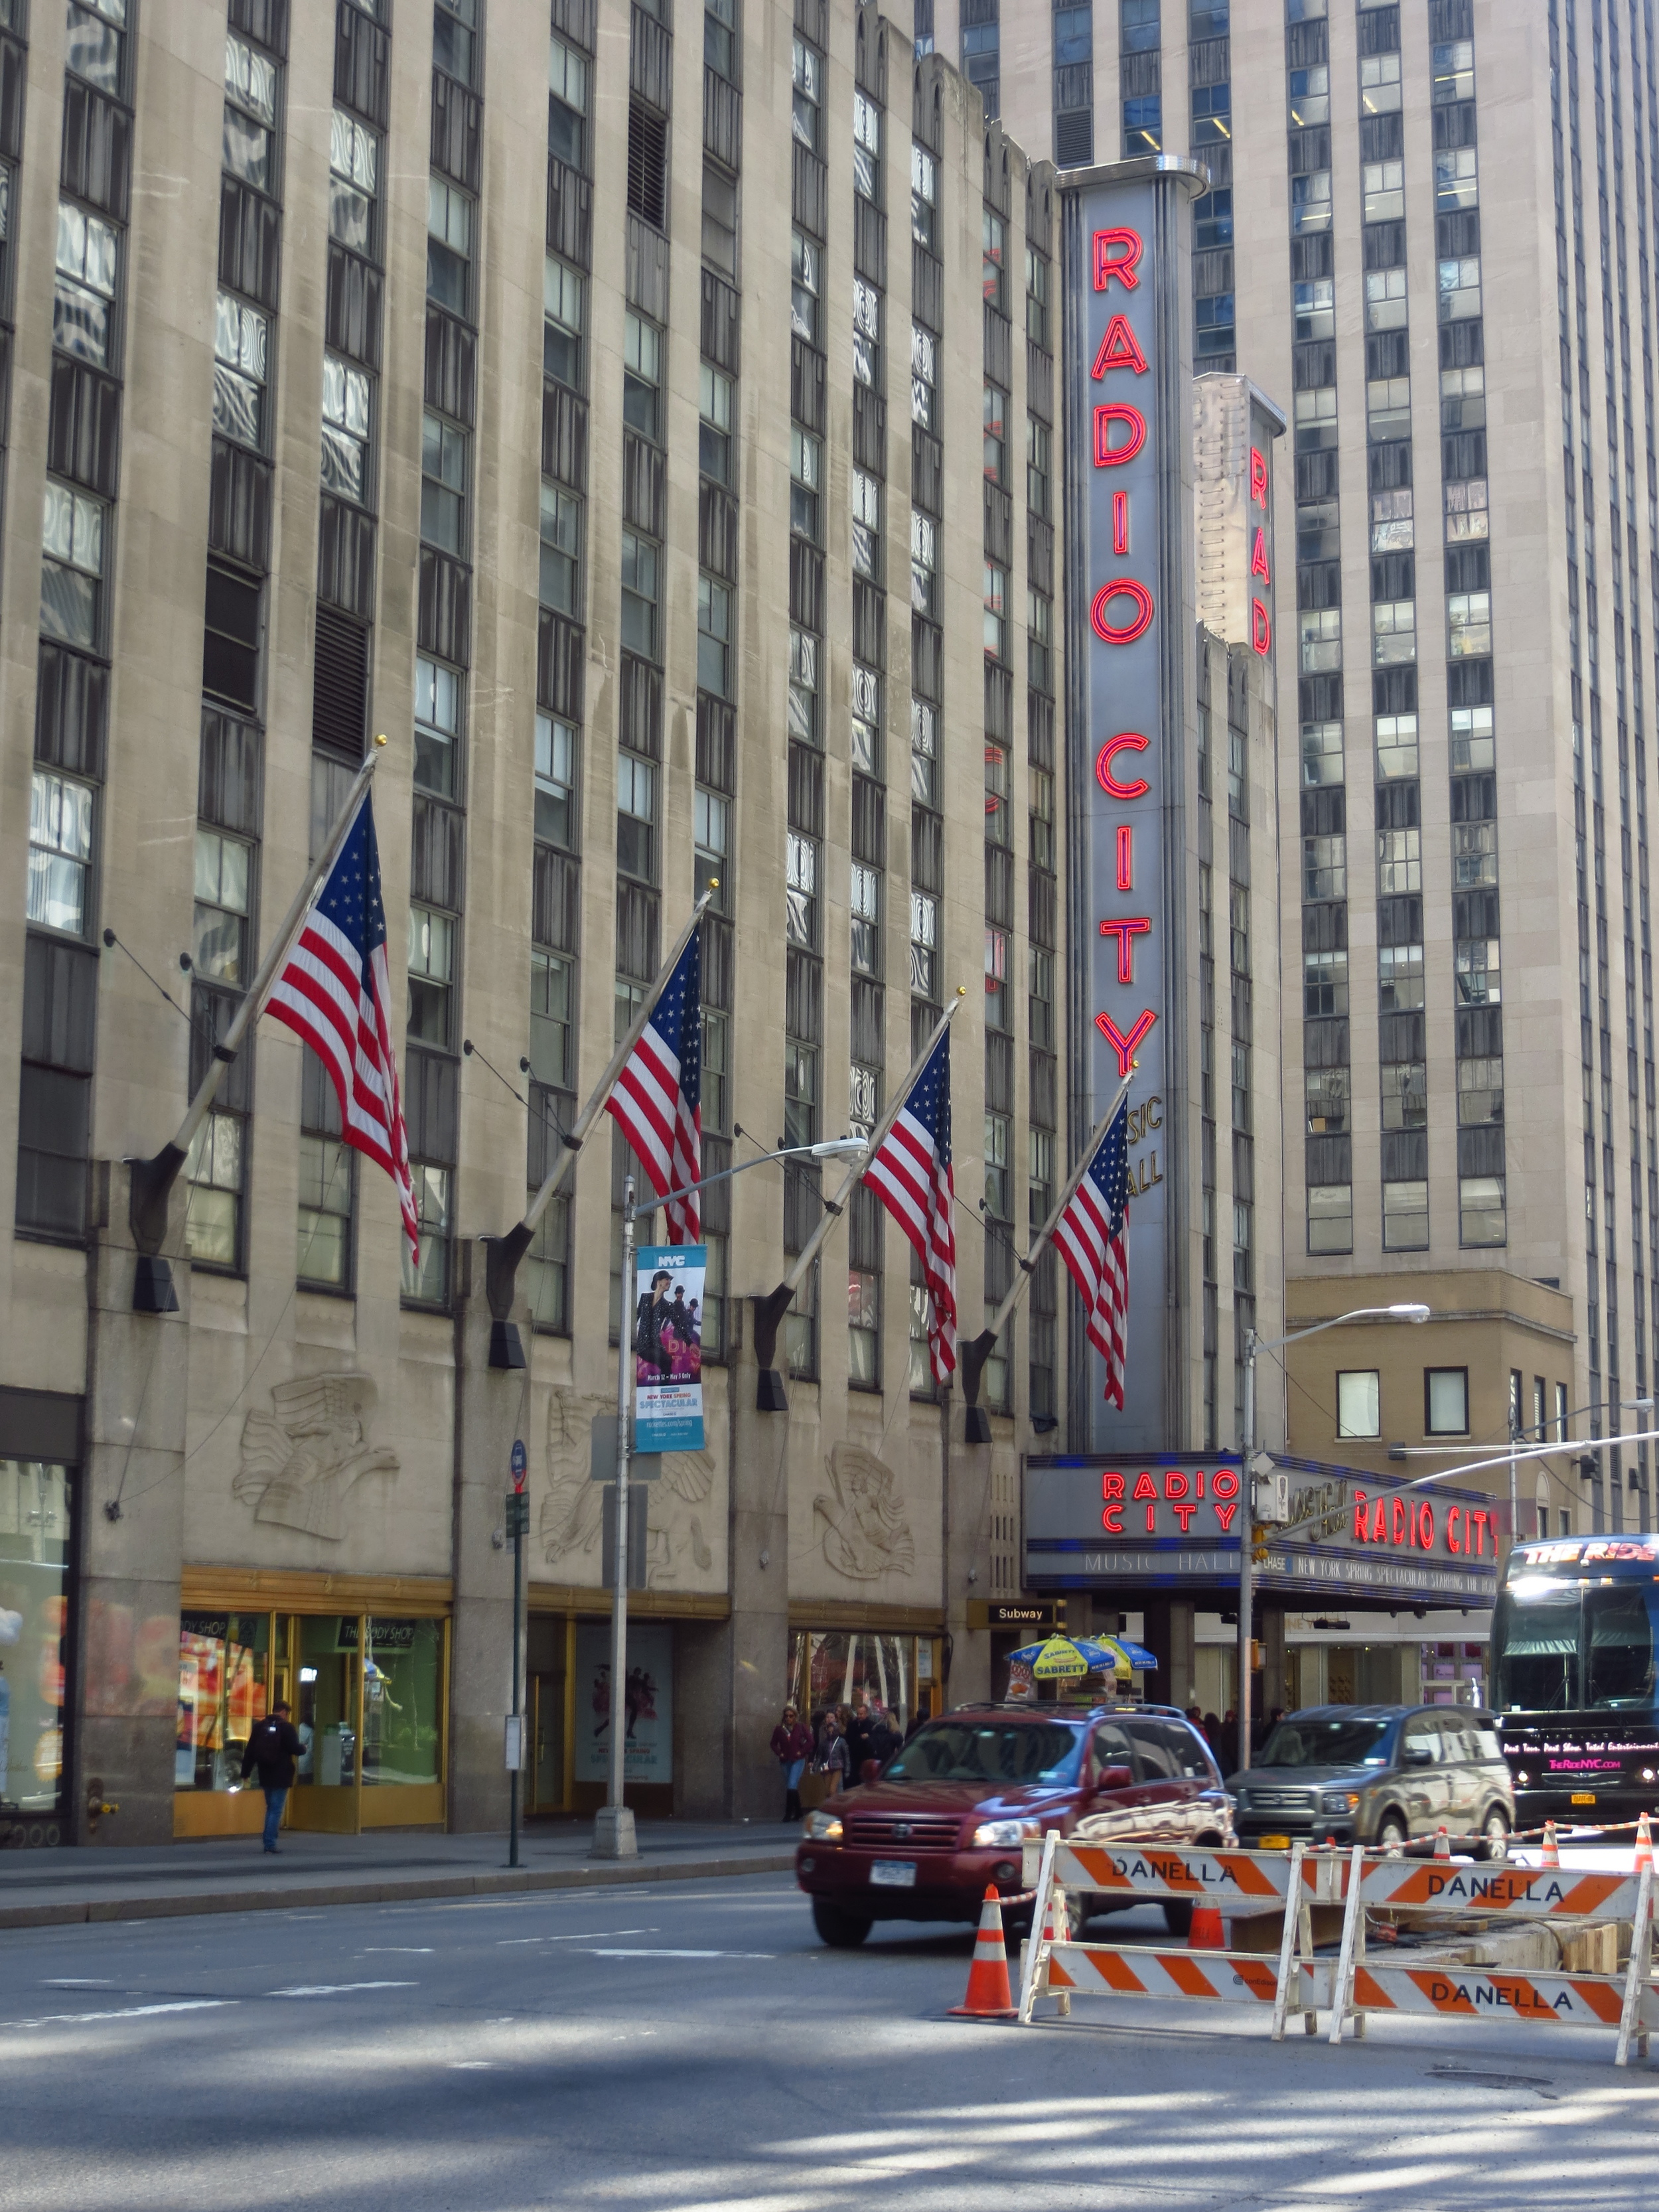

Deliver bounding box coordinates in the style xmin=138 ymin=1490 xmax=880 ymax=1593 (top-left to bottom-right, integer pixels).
xmin=265 ymin=795 xmax=419 ymax=1265
xmin=1052 ymin=1091 xmax=1131 ymax=1408
xmin=605 ymin=930 xmax=702 ymax=1242
xmin=862 ymin=1027 xmax=958 ymax=1380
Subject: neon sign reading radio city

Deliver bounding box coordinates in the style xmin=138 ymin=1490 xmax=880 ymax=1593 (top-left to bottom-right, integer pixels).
xmin=1100 ymin=1466 xmax=1241 ymax=1536
xmin=1088 ymin=224 xmax=1273 ymax=1082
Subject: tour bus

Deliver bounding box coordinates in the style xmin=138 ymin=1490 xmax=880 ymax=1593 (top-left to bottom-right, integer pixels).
xmin=1492 ymin=1534 xmax=1659 ymax=1830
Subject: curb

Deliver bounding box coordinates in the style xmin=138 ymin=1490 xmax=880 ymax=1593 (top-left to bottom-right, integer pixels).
xmin=0 ymin=1850 xmax=797 ymax=1931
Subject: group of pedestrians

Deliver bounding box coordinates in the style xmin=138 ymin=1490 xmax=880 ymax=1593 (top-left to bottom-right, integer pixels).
xmin=770 ymin=1696 xmax=913 ymax=1821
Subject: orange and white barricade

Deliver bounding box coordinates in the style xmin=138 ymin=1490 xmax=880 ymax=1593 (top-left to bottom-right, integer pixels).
xmin=1017 ymin=1834 xmax=1659 ymax=2067
xmin=1017 ymin=1834 xmax=1320 ymax=2039
xmin=1319 ymin=1844 xmax=1658 ymax=2067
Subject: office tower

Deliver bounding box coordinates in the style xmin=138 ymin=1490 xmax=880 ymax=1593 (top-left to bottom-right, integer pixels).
xmin=988 ymin=1 xmax=1630 ymax=1534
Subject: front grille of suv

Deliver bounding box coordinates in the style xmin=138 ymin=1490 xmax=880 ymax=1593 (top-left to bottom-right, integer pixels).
xmin=844 ymin=1814 xmax=964 ymax=1850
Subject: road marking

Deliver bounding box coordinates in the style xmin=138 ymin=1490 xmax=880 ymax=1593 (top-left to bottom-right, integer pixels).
xmin=450 ymin=2061 xmax=492 ymax=2069
xmin=358 ymin=1947 xmax=435 ymax=1954
xmin=496 ymin=1929 xmax=657 ymax=1946
xmin=3 ymin=2000 xmax=236 ymax=2029
xmin=573 ymin=1948 xmax=776 ymax=1960
xmin=267 ymin=1981 xmax=419 ymax=1997
xmin=40 ymin=1978 xmax=116 ymax=1988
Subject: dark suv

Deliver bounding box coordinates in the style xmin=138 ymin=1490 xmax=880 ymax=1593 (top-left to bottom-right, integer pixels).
xmin=795 ymin=1701 xmax=1234 ymax=1948
xmin=1229 ymin=1704 xmax=1516 ymax=1858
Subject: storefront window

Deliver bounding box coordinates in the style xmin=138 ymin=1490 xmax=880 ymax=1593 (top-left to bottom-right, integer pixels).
xmin=0 ymin=1459 xmax=71 ymax=1819
xmin=176 ymin=1611 xmax=271 ymax=1790
xmin=363 ymin=1617 xmax=443 ymax=1787
xmin=790 ymin=1629 xmax=919 ymax=1732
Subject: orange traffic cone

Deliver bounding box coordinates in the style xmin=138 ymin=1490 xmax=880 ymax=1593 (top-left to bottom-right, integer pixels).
xmin=1189 ymin=1900 xmax=1226 ymax=1950
xmin=1433 ymin=1826 xmax=1451 ymax=1860
xmin=1541 ymin=1818 xmax=1560 ymax=1868
xmin=949 ymin=1886 xmax=1018 ymax=2020
xmin=1636 ymin=1810 xmax=1654 ymax=1876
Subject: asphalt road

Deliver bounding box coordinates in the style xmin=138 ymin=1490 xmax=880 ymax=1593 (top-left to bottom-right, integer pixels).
xmin=2 ymin=1872 xmax=1656 ymax=2210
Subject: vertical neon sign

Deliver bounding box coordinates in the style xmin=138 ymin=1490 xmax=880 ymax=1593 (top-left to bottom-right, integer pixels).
xmin=1065 ymin=162 xmax=1202 ymax=1451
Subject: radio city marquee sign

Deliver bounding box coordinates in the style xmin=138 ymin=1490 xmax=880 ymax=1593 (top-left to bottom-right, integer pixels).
xmin=1023 ymin=1456 xmax=1503 ymax=1606
xmin=1064 ymin=159 xmax=1204 ymax=1451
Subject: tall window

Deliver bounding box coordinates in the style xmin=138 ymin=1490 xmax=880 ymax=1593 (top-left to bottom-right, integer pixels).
xmin=427 ymin=175 xmax=472 ymax=317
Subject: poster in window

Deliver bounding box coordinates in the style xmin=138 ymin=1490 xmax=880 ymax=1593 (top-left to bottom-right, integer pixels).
xmin=573 ymin=1621 xmax=672 ymax=1785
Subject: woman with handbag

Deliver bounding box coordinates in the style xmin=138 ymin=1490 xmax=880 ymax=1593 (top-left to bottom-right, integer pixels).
xmin=770 ymin=1702 xmax=814 ymax=1823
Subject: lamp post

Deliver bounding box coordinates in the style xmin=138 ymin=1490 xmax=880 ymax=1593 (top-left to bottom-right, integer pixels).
xmin=1237 ymin=1302 xmax=1430 ymax=1779
xmin=1392 ymin=1394 xmax=1655 ymax=1539
xmin=592 ymin=1134 xmax=866 ymax=1861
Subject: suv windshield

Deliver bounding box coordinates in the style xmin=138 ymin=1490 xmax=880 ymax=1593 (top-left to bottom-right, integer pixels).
xmin=883 ymin=1721 xmax=1084 ymax=1785
xmin=1256 ymin=1714 xmax=1397 ymax=1769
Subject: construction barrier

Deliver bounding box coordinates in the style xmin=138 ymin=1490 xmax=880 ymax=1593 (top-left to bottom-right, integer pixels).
xmin=1017 ymin=1834 xmax=1658 ymax=2065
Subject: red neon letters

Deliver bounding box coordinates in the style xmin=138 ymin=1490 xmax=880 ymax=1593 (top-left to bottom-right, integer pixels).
xmin=1250 ymin=527 xmax=1271 ymax=581
xmin=1091 ymin=579 xmax=1155 ymax=645
xmin=1252 ymin=601 xmax=1272 ymax=655
xmin=1096 ymin=1009 xmax=1157 ymax=1077
xmin=1099 ymin=916 xmax=1152 ymax=984
xmin=1250 ymin=445 xmax=1269 ymax=505
xmin=1092 ymin=315 xmax=1149 ymax=377
xmin=1095 ymin=731 xmax=1150 ymax=800
xmin=1098 ymin=1467 xmax=1238 ymax=1538
xmin=1112 ymin=490 xmax=1129 ymax=553
xmin=1094 ymin=404 xmax=1147 ymax=467
xmin=1116 ymin=824 xmax=1133 ymax=891
xmin=1092 ymin=228 xmax=1143 ymax=292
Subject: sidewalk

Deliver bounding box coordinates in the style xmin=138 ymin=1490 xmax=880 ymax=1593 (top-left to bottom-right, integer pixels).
xmin=0 ymin=1819 xmax=800 ymax=1931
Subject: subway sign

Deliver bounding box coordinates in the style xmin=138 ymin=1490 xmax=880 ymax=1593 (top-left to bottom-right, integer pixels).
xmin=1023 ymin=1455 xmax=1503 ymax=1605
xmin=1063 ymin=161 xmax=1202 ymax=1451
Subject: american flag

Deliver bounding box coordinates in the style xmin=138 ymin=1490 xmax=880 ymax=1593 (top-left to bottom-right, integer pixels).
xmin=265 ymin=796 xmax=419 ymax=1265
xmin=605 ymin=930 xmax=702 ymax=1242
xmin=863 ymin=1027 xmax=958 ymax=1380
xmin=1052 ymin=1092 xmax=1131 ymax=1408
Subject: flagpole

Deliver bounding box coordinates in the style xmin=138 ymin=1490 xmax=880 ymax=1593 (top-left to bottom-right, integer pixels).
xmin=482 ymin=887 xmax=717 ymax=1329
xmin=127 ymin=737 xmax=388 ymax=1266
xmin=959 ymin=1072 xmax=1133 ymax=1435
xmin=751 ymin=989 xmax=966 ymax=1411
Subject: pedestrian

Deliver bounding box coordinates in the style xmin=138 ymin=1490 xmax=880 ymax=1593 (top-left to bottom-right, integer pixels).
xmin=816 ymin=1714 xmax=851 ymax=1794
xmin=869 ymin=1706 xmax=901 ymax=1765
xmin=905 ymin=1708 xmax=929 ymax=1741
xmin=240 ymin=1699 xmax=302 ymax=1855
xmin=845 ymin=1699 xmax=875 ymax=1780
xmin=1202 ymin=1711 xmax=1224 ymax=1761
xmin=770 ymin=1702 xmax=813 ymax=1823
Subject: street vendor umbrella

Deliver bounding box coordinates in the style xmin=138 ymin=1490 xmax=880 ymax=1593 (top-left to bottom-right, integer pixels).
xmin=1006 ymin=1633 xmax=1157 ymax=1678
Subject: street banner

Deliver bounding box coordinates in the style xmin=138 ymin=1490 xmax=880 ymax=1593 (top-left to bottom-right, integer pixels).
xmin=633 ymin=1242 xmax=706 ymax=1453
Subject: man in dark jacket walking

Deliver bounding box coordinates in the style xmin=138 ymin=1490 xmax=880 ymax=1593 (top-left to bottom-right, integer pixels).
xmin=240 ymin=1701 xmax=303 ymax=1854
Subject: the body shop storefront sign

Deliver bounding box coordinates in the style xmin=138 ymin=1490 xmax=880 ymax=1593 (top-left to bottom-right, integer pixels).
xmin=1063 ymin=159 xmax=1204 ymax=1449
xmin=1024 ymin=1455 xmax=1502 ymax=1608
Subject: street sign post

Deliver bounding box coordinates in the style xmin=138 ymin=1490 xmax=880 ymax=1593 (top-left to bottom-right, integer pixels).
xmin=507 ymin=1437 xmax=528 ymax=1869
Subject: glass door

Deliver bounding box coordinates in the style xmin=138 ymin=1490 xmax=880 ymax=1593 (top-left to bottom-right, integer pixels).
xmin=528 ymin=1671 xmax=567 ymax=1813
xmin=289 ymin=1615 xmax=361 ymax=1832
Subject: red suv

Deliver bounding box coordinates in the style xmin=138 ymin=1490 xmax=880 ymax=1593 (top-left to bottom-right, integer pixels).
xmin=795 ymin=1700 xmax=1234 ymax=1948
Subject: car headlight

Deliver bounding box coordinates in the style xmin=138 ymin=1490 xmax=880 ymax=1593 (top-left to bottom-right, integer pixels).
xmin=804 ymin=1810 xmax=843 ymax=1842
xmin=972 ymin=1818 xmax=1030 ymax=1848
xmin=1517 ymin=1770 xmax=1530 ymax=1786
xmin=1321 ymin=1791 xmax=1361 ymax=1815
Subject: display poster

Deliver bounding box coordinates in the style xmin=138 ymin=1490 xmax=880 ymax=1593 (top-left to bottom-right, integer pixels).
xmin=632 ymin=1243 xmax=706 ymax=1453
xmin=573 ymin=1621 xmax=672 ymax=1785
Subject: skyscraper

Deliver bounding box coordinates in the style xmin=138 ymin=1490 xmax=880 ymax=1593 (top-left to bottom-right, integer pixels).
xmin=984 ymin=0 xmax=1638 ymax=1534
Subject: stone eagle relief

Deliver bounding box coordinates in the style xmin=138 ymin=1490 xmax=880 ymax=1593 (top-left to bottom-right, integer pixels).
xmin=235 ymin=1374 xmax=399 ymax=1540
xmin=814 ymin=1442 xmax=916 ymax=1582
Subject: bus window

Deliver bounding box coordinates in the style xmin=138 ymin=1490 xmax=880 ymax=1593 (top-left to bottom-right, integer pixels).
xmin=1492 ymin=1582 xmax=1579 ymax=1712
xmin=1586 ymin=1585 xmax=1657 ymax=1708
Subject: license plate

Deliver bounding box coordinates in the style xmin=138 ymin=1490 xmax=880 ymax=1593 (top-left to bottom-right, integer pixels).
xmin=869 ymin=1860 xmax=917 ymax=1888
xmin=1259 ymin=1834 xmax=1291 ymax=1850
xmin=1572 ymin=1792 xmax=1597 ymax=1805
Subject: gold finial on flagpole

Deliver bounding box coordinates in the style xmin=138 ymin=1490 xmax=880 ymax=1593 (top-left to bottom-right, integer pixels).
xmin=374 ymin=731 xmax=388 ymax=747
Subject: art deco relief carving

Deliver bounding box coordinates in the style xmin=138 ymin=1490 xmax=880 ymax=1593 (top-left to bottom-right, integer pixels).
xmin=814 ymin=1442 xmax=915 ymax=1582
xmin=235 ymin=1375 xmax=399 ymax=1541
xmin=540 ymin=1394 xmax=717 ymax=1587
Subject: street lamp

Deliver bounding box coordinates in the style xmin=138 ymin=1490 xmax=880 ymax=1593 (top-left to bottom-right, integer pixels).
xmin=1391 ymin=1394 xmax=1656 ymax=1538
xmin=595 ymin=1134 xmax=868 ymax=1861
xmin=1236 ymin=1303 xmax=1429 ymax=1779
